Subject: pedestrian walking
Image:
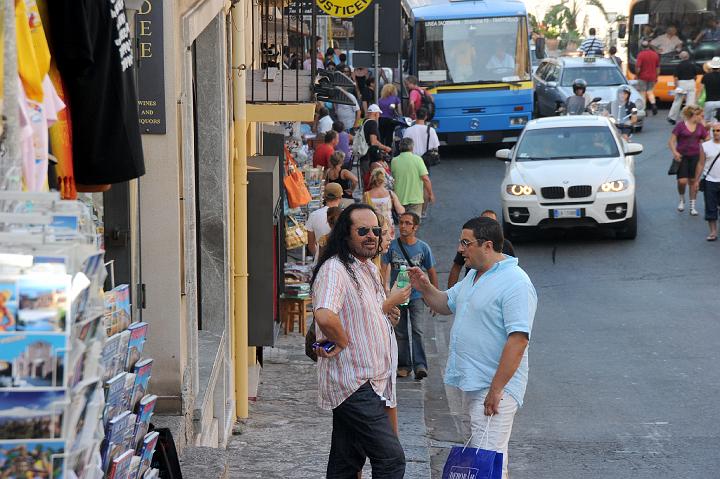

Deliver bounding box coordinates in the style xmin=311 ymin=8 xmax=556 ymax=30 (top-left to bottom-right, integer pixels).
xmin=695 ymin=123 xmax=720 ymax=241
xmin=608 ymin=46 xmax=623 ymax=70
xmin=361 ymin=76 xmax=376 ymax=115
xmin=383 ymin=212 xmax=437 ymax=380
xmin=636 ymin=40 xmax=660 ymax=115
xmin=311 ymin=203 xmax=410 ymax=478
xmin=404 ymin=75 xmax=431 ymax=120
xmin=701 ymin=57 xmax=720 ymax=122
xmin=669 ymin=105 xmax=708 ymax=215
xmin=335 ymin=87 xmax=361 ymax=133
xmin=407 ymin=216 xmax=537 ymax=479
xmin=332 ymin=121 xmax=353 ymax=168
xmin=448 ymin=210 xmax=515 ymax=288
xmin=306 ymin=183 xmax=344 ymax=260
xmin=357 ymin=105 xmax=393 ymax=180
xmin=313 ymin=130 xmax=339 ymax=169
xmin=378 ymin=84 xmax=402 ymax=147
xmin=403 ymin=108 xmax=440 ymax=158
xmin=364 ymin=168 xmax=404 ymax=239
xmin=668 ymin=51 xmax=699 ymax=125
xmin=578 ymin=28 xmax=605 ymax=56
xmin=317 ymin=106 xmax=334 ymax=135
xmin=403 ymin=108 xmax=440 ymax=217
xmin=325 ymin=151 xmax=358 ymax=208
xmin=390 ymin=137 xmax=435 ymax=218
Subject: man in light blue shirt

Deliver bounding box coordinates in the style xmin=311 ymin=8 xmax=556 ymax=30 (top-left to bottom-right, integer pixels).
xmin=408 ymin=216 xmax=537 ymax=479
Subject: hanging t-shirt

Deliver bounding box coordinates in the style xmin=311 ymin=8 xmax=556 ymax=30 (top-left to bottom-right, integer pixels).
xmin=44 ymin=0 xmax=145 ymax=185
xmin=21 ymin=75 xmax=65 ymax=192
xmin=16 ymin=0 xmax=49 ymax=102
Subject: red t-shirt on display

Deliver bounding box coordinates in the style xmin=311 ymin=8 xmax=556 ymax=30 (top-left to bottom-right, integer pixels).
xmin=313 ymin=143 xmax=335 ymax=168
xmin=636 ymin=50 xmax=660 ymax=82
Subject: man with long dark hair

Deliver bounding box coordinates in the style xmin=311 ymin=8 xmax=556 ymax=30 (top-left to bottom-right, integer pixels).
xmin=311 ymin=204 xmax=410 ymax=478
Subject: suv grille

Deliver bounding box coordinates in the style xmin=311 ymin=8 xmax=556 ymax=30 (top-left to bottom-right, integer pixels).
xmin=541 ymin=186 xmax=565 ymax=199
xmin=568 ymin=185 xmax=592 ymax=198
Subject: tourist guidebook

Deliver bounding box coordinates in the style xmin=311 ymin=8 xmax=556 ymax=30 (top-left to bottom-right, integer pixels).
xmin=130 ymin=359 xmax=153 ymax=411
xmin=125 ymin=322 xmax=148 ymax=370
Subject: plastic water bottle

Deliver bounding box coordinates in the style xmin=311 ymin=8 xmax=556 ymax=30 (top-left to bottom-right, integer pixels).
xmin=396 ymin=265 xmax=410 ymax=306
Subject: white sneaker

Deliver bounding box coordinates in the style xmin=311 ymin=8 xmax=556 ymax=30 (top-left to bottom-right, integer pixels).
xmin=690 ymin=200 xmax=698 ymax=216
xmin=677 ymin=198 xmax=685 ymax=211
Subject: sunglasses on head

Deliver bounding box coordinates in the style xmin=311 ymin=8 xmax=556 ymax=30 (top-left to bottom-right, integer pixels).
xmin=356 ymin=226 xmax=382 ymax=237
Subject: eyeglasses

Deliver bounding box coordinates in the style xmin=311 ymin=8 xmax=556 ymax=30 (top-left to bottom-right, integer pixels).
xmin=458 ymin=237 xmax=487 ymax=248
xmin=356 ymin=226 xmax=382 ymax=237
xmin=713 ymin=129 xmax=720 ymax=132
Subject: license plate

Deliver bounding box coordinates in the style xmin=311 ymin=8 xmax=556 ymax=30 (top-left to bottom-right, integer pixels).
xmin=668 ymin=81 xmax=675 ymax=87
xmin=554 ymin=208 xmax=581 ymax=218
xmin=465 ymin=135 xmax=484 ymax=142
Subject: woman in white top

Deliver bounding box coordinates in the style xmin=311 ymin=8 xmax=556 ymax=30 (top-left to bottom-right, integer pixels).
xmin=363 ymin=168 xmax=404 ymax=239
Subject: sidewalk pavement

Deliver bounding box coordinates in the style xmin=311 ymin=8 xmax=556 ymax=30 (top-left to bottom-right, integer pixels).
xmin=227 ymin=332 xmax=432 ymax=478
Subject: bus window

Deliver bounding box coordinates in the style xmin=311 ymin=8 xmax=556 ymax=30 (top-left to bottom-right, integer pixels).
xmin=415 ymin=16 xmax=530 ymax=86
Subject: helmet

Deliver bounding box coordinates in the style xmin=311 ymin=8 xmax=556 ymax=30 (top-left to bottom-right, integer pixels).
xmin=617 ymin=84 xmax=632 ymax=96
xmin=572 ymin=78 xmax=587 ymax=92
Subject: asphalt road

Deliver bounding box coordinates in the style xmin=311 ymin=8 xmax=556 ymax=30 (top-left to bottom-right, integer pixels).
xmin=419 ymin=110 xmax=720 ymax=478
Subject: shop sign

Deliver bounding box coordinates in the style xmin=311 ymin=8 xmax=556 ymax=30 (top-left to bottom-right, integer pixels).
xmin=316 ymin=0 xmax=373 ymax=18
xmin=136 ymin=0 xmax=166 ymax=134
xmin=285 ymin=0 xmax=328 ymax=16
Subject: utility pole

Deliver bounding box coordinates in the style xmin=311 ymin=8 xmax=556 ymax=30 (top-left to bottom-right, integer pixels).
xmin=374 ymin=2 xmax=379 ymax=104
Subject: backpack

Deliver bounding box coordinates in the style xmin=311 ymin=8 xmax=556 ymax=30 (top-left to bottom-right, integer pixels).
xmin=352 ymin=119 xmax=371 ymax=157
xmin=418 ymin=88 xmax=435 ymax=120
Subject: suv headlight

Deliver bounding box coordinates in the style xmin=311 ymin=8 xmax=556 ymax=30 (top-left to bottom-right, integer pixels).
xmin=599 ymin=180 xmax=628 ymax=192
xmin=506 ymin=184 xmax=535 ymax=196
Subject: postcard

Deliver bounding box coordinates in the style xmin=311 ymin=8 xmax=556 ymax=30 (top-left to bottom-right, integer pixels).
xmin=0 ymin=390 xmax=65 ymax=440
xmin=0 ymin=439 xmax=65 ymax=479
xmin=17 ymin=274 xmax=70 ymax=332
xmin=0 ymin=333 xmax=66 ymax=388
xmin=0 ymin=279 xmax=18 ymax=332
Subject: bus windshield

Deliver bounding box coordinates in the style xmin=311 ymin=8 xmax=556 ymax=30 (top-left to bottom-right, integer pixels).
xmin=415 ymin=16 xmax=530 ymax=86
xmin=628 ymin=0 xmax=720 ymax=66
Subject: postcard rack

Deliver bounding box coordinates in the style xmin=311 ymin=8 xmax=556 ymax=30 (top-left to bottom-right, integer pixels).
xmin=0 ymin=192 xmax=159 ymax=479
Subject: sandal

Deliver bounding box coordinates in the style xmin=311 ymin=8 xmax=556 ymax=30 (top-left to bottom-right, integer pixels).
xmin=706 ymin=235 xmax=717 ymax=242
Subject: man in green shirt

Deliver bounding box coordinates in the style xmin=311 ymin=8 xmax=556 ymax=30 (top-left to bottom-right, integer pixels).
xmin=391 ymin=138 xmax=435 ymax=218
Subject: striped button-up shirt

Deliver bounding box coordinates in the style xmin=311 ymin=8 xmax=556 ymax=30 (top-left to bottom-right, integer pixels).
xmin=313 ymin=255 xmax=397 ymax=410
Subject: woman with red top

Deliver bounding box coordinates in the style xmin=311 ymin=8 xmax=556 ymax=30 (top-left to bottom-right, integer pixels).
xmin=669 ymin=106 xmax=709 ymax=215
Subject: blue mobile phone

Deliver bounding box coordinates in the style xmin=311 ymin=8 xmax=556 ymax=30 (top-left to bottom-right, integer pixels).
xmin=312 ymin=341 xmax=336 ymax=353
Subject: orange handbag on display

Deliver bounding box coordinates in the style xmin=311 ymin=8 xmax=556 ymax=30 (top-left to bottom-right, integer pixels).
xmin=284 ymin=148 xmax=311 ymax=208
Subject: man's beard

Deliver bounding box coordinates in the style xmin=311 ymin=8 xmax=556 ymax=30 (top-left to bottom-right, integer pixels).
xmin=350 ymin=239 xmax=379 ymax=260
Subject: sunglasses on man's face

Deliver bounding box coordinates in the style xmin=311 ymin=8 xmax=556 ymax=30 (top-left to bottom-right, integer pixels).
xmin=714 ymin=129 xmax=720 ymax=133
xmin=356 ymin=226 xmax=382 ymax=237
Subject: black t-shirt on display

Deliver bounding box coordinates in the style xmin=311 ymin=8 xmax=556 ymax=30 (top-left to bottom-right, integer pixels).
xmin=46 ymin=0 xmax=145 ymax=185
xmin=702 ymin=71 xmax=720 ymax=101
xmin=675 ymin=61 xmax=698 ymax=81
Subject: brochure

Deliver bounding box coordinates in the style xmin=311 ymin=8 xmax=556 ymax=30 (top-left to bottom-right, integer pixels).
xmin=125 ymin=322 xmax=148 ymax=370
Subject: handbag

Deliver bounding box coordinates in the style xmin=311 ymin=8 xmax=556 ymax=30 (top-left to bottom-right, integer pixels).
xmin=668 ymin=158 xmax=681 ymax=175
xmin=442 ymin=417 xmax=503 ymax=479
xmin=284 ymin=148 xmax=312 ymax=208
xmin=699 ymin=151 xmax=720 ymax=192
xmin=285 ymin=216 xmax=308 ymax=250
xmin=305 ymin=319 xmax=317 ymax=362
xmin=421 ymin=124 xmax=440 ymax=168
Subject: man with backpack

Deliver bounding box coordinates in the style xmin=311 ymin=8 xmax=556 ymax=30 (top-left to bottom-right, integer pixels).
xmin=353 ymin=104 xmax=392 ymax=180
xmin=404 ymin=75 xmax=434 ymax=120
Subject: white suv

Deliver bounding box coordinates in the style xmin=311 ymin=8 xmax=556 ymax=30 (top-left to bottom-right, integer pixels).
xmin=497 ymin=116 xmax=642 ymax=240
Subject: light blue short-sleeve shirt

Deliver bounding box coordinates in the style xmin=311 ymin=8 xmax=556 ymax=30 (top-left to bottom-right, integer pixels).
xmin=445 ymin=256 xmax=537 ymax=407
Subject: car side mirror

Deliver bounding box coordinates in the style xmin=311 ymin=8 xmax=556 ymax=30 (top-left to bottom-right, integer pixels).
xmin=496 ymin=149 xmax=512 ymax=160
xmin=618 ymin=23 xmax=627 ymax=39
xmin=546 ymin=81 xmax=558 ymax=88
xmin=624 ymin=143 xmax=643 ymax=155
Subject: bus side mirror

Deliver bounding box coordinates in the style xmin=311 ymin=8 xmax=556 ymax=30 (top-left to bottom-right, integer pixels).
xmin=618 ymin=23 xmax=627 ymax=39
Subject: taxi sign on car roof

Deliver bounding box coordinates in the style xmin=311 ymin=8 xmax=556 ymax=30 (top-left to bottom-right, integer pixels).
xmin=584 ymin=56 xmax=597 ymax=63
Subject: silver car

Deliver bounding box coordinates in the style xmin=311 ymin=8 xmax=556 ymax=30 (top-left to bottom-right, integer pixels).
xmin=533 ymin=57 xmax=645 ymax=130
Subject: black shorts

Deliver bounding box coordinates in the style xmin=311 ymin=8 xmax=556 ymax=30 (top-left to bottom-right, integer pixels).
xmin=677 ymin=155 xmax=699 ymax=179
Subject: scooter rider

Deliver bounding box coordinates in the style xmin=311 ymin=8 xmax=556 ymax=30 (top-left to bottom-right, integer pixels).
xmin=565 ymin=78 xmax=591 ymax=115
xmin=610 ymin=85 xmax=638 ymax=140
